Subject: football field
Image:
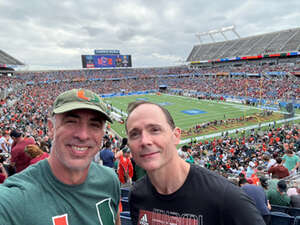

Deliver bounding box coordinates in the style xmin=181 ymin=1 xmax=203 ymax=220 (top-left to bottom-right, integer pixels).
xmin=104 ymin=94 xmax=283 ymax=139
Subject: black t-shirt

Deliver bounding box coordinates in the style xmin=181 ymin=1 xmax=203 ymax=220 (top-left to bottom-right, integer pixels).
xmin=129 ymin=164 xmax=265 ymax=225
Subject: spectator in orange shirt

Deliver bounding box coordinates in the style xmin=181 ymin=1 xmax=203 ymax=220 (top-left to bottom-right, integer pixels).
xmin=117 ymin=148 xmax=133 ymax=186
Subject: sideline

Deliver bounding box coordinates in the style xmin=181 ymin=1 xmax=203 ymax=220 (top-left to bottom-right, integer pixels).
xmin=179 ymin=115 xmax=300 ymax=144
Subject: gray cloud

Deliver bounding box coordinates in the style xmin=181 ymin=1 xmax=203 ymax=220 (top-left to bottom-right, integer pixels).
xmin=0 ymin=0 xmax=299 ymax=70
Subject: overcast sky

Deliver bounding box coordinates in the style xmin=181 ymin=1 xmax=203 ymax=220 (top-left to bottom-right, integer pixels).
xmin=1 ymin=0 xmax=300 ymax=70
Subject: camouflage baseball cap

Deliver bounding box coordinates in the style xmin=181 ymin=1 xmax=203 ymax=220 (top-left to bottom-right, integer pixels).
xmin=52 ymin=89 xmax=112 ymax=123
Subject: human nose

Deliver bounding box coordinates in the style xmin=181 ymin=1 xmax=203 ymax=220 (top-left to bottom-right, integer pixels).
xmin=140 ymin=131 xmax=152 ymax=146
xmin=74 ymin=123 xmax=89 ymax=141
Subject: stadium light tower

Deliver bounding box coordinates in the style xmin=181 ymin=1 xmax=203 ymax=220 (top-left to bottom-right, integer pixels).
xmin=195 ymin=25 xmax=241 ymax=44
xmin=195 ymin=34 xmax=203 ymax=43
xmin=220 ymin=31 xmax=228 ymax=41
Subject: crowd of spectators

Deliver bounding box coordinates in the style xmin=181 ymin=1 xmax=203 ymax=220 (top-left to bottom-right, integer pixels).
xmin=0 ymin=64 xmax=300 ymax=214
xmin=178 ymin=123 xmax=300 ymax=222
xmin=179 ymin=123 xmax=300 ymax=178
xmin=6 ymin=67 xmax=300 ymax=225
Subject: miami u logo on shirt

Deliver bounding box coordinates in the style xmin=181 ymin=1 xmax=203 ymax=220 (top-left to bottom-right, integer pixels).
xmin=52 ymin=198 xmax=115 ymax=225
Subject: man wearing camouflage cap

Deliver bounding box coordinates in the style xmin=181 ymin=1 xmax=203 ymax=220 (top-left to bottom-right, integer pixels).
xmin=0 ymin=89 xmax=121 ymax=225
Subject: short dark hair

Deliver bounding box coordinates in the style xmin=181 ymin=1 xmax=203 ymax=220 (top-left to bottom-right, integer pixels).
xmin=259 ymin=176 xmax=268 ymax=189
xmin=105 ymin=141 xmax=111 ymax=148
xmin=277 ymin=180 xmax=287 ymax=192
xmin=125 ymin=101 xmax=175 ymax=132
xmin=275 ymin=157 xmax=282 ymax=164
xmin=287 ymin=150 xmax=294 ymax=154
xmin=10 ymin=130 xmax=22 ymax=138
xmin=238 ymin=178 xmax=248 ymax=186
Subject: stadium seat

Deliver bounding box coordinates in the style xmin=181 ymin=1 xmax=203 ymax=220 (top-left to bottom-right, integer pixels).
xmin=120 ymin=211 xmax=131 ymax=217
xmin=121 ymin=187 xmax=130 ymax=198
xmin=294 ymin=216 xmax=300 ymax=225
xmin=271 ymin=205 xmax=290 ymax=214
xmin=270 ymin=211 xmax=294 ymax=225
xmin=287 ymin=207 xmax=300 ymax=217
xmin=120 ymin=215 xmax=132 ymax=225
xmin=121 ymin=197 xmax=130 ymax=211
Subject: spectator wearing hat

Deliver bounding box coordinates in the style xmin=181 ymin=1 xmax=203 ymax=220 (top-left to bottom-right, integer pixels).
xmin=267 ymin=157 xmax=289 ymax=179
xmin=10 ymin=129 xmax=35 ymax=173
xmin=0 ymin=89 xmax=121 ymax=225
xmin=267 ymin=180 xmax=290 ymax=206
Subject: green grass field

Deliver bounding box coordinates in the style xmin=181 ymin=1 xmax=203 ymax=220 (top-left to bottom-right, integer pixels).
xmin=105 ymin=94 xmax=288 ymax=139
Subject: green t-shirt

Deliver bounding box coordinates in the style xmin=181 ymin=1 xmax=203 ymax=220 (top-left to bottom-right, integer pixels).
xmin=267 ymin=189 xmax=290 ymax=206
xmin=283 ymin=154 xmax=300 ymax=171
xmin=0 ymin=160 xmax=120 ymax=225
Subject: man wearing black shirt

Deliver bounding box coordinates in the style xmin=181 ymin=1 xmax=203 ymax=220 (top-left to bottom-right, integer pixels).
xmin=125 ymin=101 xmax=265 ymax=225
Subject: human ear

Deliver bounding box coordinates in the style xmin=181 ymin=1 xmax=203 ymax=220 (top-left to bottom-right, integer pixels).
xmin=48 ymin=118 xmax=54 ymax=139
xmin=173 ymin=127 xmax=181 ymax=145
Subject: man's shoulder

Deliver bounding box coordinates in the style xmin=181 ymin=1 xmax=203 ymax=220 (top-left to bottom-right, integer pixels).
xmin=100 ymin=148 xmax=113 ymax=154
xmin=242 ymin=184 xmax=263 ymax=192
xmin=130 ymin=175 xmax=148 ymax=195
xmin=131 ymin=165 xmax=233 ymax=195
xmin=189 ymin=164 xmax=228 ymax=183
xmin=0 ymin=161 xmax=46 ymax=201
xmin=3 ymin=160 xmax=46 ymax=187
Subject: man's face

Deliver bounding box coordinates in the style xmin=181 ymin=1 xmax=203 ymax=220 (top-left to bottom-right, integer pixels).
xmin=126 ymin=104 xmax=180 ymax=172
xmin=49 ymin=109 xmax=105 ymax=172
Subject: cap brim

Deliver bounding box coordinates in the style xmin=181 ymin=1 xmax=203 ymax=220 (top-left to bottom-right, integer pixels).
xmin=53 ymin=102 xmax=113 ymax=123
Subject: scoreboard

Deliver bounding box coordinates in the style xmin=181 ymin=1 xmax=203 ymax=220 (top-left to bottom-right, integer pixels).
xmin=81 ymin=51 xmax=132 ymax=68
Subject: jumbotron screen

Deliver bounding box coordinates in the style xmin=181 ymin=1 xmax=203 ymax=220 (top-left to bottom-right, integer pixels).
xmin=81 ymin=54 xmax=132 ymax=68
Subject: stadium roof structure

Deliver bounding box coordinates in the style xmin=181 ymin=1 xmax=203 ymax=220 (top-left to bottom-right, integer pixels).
xmin=0 ymin=49 xmax=24 ymax=66
xmin=187 ymin=27 xmax=300 ymax=63
xmin=195 ymin=25 xmax=241 ymax=43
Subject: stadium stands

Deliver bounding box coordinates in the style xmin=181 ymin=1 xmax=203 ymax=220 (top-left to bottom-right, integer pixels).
xmin=187 ymin=27 xmax=300 ymax=62
xmin=0 ymin=49 xmax=24 ymax=66
xmin=283 ymin=30 xmax=300 ymax=52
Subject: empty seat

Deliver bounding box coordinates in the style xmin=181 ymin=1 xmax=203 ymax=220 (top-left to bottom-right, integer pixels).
xmin=120 ymin=215 xmax=132 ymax=225
xmin=287 ymin=207 xmax=300 ymax=217
xmin=294 ymin=216 xmax=300 ymax=225
xmin=271 ymin=205 xmax=289 ymax=214
xmin=121 ymin=198 xmax=130 ymax=211
xmin=270 ymin=211 xmax=294 ymax=225
xmin=120 ymin=211 xmax=131 ymax=217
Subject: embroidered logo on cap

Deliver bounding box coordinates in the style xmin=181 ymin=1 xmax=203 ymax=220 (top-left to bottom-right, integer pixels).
xmin=77 ymin=90 xmax=100 ymax=103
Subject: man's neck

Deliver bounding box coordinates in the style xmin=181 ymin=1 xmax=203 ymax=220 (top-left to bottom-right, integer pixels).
xmin=148 ymin=158 xmax=190 ymax=195
xmin=47 ymin=157 xmax=89 ymax=185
